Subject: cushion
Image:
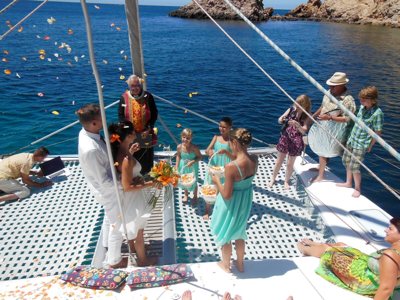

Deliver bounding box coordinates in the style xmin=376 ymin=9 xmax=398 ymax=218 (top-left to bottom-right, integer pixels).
xmin=127 ymin=263 xmax=195 ymax=289
xmin=60 ymin=265 xmax=128 ymax=290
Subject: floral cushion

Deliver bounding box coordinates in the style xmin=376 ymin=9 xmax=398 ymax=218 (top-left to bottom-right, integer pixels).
xmin=127 ymin=263 xmax=195 ymax=289
xmin=60 ymin=266 xmax=128 ymax=290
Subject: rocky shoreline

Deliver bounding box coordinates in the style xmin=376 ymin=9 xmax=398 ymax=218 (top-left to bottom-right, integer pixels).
xmin=169 ymin=0 xmax=399 ymax=28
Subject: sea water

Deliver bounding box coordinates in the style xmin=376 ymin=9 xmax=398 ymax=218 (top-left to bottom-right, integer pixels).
xmin=1 ymin=2 xmax=399 ymax=216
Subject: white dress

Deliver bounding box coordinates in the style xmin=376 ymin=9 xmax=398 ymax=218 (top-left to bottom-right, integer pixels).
xmin=119 ymin=158 xmax=153 ymax=240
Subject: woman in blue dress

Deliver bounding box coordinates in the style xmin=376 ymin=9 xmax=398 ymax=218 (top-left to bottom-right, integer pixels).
xmin=210 ymin=128 xmax=258 ymax=273
xmin=175 ymin=128 xmax=202 ymax=204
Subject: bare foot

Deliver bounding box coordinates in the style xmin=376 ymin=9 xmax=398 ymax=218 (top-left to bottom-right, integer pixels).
xmin=110 ymin=257 xmax=128 ymax=269
xmin=234 ymin=260 xmax=244 ymax=272
xmin=297 ymin=242 xmax=310 ymax=256
xmin=182 ymin=290 xmax=192 ymax=300
xmin=336 ymin=182 xmax=352 ymax=188
xmin=203 ymin=214 xmax=210 ymax=221
xmin=352 ymin=190 xmax=361 ymax=198
xmin=310 ymin=175 xmax=323 ymax=184
xmin=182 ymin=194 xmax=188 ymax=203
xmin=284 ymin=181 xmax=290 ymax=190
xmin=222 ymin=292 xmax=232 ymax=300
xmin=217 ymin=261 xmax=231 ymax=273
xmin=267 ymin=180 xmax=275 ymax=188
xmin=299 ymin=238 xmax=316 ymax=246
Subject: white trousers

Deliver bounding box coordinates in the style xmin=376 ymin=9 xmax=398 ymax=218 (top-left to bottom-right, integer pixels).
xmin=95 ymin=194 xmax=123 ymax=266
xmin=0 ymin=179 xmax=30 ymax=199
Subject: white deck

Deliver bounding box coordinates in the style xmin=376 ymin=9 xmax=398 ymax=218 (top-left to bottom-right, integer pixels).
xmin=0 ymin=257 xmax=370 ymax=300
xmin=1 ymin=153 xmax=394 ymax=299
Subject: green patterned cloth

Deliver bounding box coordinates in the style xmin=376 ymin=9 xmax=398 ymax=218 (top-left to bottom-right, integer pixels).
xmin=316 ymin=246 xmax=400 ymax=297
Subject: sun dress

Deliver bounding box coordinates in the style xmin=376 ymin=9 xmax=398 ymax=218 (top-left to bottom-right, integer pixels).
xmin=119 ymin=158 xmax=153 ymax=240
xmin=210 ymin=161 xmax=254 ymax=246
xmin=276 ymin=106 xmax=305 ymax=157
xmin=316 ymin=246 xmax=400 ymax=297
xmin=206 ymin=140 xmax=232 ymax=184
xmin=178 ymin=150 xmax=199 ymax=192
xmin=308 ymin=93 xmax=356 ymax=158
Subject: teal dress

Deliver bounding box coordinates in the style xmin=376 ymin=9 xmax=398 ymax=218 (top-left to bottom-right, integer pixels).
xmin=207 ymin=140 xmax=232 ymax=184
xmin=178 ymin=151 xmax=199 ymax=192
xmin=210 ymin=161 xmax=254 ymax=246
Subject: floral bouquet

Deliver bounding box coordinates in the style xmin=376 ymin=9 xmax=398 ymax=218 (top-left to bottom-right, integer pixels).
xmin=146 ymin=160 xmax=180 ymax=208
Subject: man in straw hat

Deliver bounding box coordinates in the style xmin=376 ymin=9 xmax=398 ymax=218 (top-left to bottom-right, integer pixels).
xmin=308 ymin=72 xmax=356 ymax=183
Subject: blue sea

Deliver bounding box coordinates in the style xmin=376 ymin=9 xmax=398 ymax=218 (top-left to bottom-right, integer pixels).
xmin=1 ymin=2 xmax=400 ymax=216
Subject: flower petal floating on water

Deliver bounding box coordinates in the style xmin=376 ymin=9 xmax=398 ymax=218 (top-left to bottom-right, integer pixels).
xmin=17 ymin=26 xmax=23 ymax=32
xmin=47 ymin=17 xmax=56 ymax=24
xmin=116 ymin=27 xmax=121 ymax=31
xmin=103 ymin=60 xmax=108 ymax=64
xmin=120 ymin=75 xmax=125 ymax=80
xmin=38 ymin=49 xmax=46 ymax=55
xmin=118 ymin=67 xmax=122 ymax=71
xmin=110 ymin=23 xmax=115 ymax=27
xmin=47 ymin=58 xmax=51 ymax=62
xmin=3 ymin=50 xmax=9 ymax=55
xmin=2 ymin=58 xmax=8 ymax=62
xmin=39 ymin=55 xmax=45 ymax=60
xmin=74 ymin=56 xmax=78 ymax=62
xmin=52 ymin=110 xmax=59 ymax=115
xmin=176 ymin=123 xmax=181 ymax=128
xmin=67 ymin=29 xmax=73 ymax=35
xmin=54 ymin=53 xmax=59 ymax=58
xmin=37 ymin=92 xmax=44 ymax=97
xmin=120 ymin=50 xmax=124 ymax=54
xmin=94 ymin=5 xmax=100 ymax=9
xmin=21 ymin=57 xmax=27 ymax=61
xmin=43 ymin=35 xmax=51 ymax=40
xmin=16 ymin=73 xmax=21 ymax=78
xmin=4 ymin=69 xmax=11 ymax=75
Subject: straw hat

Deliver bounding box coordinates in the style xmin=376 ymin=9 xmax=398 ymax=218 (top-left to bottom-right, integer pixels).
xmin=326 ymin=72 xmax=349 ymax=86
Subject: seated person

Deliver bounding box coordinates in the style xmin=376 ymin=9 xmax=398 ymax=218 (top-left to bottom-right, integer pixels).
xmin=297 ymin=217 xmax=400 ymax=299
xmin=0 ymin=147 xmax=53 ymax=202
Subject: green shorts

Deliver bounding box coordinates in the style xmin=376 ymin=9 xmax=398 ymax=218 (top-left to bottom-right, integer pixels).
xmin=342 ymin=146 xmax=366 ymax=173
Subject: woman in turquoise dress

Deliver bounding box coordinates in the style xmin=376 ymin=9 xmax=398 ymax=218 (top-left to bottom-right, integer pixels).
xmin=210 ymin=128 xmax=258 ymax=273
xmin=297 ymin=217 xmax=400 ymax=299
xmin=204 ymin=117 xmax=234 ymax=219
xmin=175 ymin=128 xmax=202 ymax=204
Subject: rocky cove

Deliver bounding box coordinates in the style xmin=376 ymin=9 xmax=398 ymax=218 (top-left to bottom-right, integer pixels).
xmin=169 ymin=0 xmax=400 ymax=28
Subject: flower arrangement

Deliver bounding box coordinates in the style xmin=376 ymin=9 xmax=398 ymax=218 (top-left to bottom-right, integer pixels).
xmin=146 ymin=160 xmax=180 ymax=208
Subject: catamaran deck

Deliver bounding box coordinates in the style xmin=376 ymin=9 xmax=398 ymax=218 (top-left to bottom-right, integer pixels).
xmin=0 ymin=149 xmax=395 ymax=299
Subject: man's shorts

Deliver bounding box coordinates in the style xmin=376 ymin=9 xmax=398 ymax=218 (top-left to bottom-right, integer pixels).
xmin=342 ymin=146 xmax=366 ymax=173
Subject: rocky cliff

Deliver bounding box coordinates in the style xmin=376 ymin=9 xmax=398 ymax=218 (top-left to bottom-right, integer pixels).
xmin=273 ymin=0 xmax=399 ymax=28
xmin=169 ymin=0 xmax=274 ymax=22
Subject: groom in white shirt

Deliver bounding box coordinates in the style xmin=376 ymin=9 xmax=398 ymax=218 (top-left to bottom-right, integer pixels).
xmin=76 ymin=103 xmax=127 ymax=268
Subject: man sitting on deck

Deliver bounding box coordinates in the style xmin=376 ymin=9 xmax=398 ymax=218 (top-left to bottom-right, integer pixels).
xmin=0 ymin=147 xmax=52 ymax=202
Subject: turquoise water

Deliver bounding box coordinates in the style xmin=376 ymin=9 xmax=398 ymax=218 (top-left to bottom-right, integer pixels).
xmin=1 ymin=2 xmax=399 ymax=215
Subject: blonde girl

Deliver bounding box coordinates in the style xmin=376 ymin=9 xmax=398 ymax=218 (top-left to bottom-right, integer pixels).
xmin=176 ymin=128 xmax=202 ymax=203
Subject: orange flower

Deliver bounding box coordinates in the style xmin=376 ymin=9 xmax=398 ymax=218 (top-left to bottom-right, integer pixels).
xmin=110 ymin=134 xmax=121 ymax=143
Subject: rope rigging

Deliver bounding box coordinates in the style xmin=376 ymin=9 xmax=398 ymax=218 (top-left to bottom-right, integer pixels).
xmin=0 ymin=0 xmax=49 ymax=41
xmin=191 ymin=0 xmax=400 ymax=200
xmin=221 ymin=0 xmax=400 ymax=164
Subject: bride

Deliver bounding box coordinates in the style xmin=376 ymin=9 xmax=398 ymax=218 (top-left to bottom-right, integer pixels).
xmin=109 ymin=121 xmax=157 ymax=266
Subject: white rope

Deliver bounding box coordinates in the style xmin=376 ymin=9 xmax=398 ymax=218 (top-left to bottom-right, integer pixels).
xmin=153 ymin=93 xmax=272 ymax=147
xmin=0 ymin=0 xmax=48 ymax=41
xmin=0 ymin=0 xmax=19 ymax=15
xmin=221 ymin=0 xmax=400 ymax=163
xmin=158 ymin=114 xmax=179 ymax=146
xmin=191 ymin=0 xmax=400 ymax=200
xmin=80 ymin=0 xmax=136 ymax=265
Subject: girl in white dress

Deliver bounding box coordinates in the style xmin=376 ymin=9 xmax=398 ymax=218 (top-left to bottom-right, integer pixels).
xmin=109 ymin=121 xmax=157 ymax=266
